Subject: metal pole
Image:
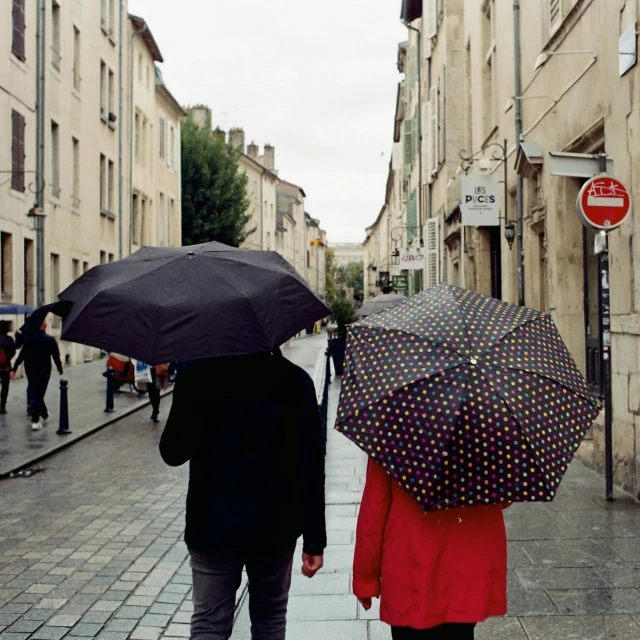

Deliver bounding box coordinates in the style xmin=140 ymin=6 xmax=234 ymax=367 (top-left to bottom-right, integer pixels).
xmin=105 ymin=368 xmax=116 ymax=413
xmin=35 ymin=0 xmax=46 ymax=307
xmin=513 ymin=0 xmax=525 ymax=306
xmin=57 ymin=378 xmax=71 ymax=435
xmin=118 ymin=1 xmax=125 ymax=259
xmin=595 ymin=152 xmax=614 ymax=501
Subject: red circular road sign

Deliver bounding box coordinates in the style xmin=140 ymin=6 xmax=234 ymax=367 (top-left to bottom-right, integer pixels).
xmin=577 ymin=175 xmax=631 ymax=230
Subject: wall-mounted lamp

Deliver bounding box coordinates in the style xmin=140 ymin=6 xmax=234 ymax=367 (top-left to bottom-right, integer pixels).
xmin=504 ymin=220 xmax=516 ymax=250
xmin=534 ymin=49 xmax=597 ymax=71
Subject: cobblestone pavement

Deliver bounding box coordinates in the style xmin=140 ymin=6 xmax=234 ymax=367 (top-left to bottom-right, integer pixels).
xmin=0 ymin=337 xmax=327 ymax=640
xmin=0 ymin=359 xmax=170 ymax=478
xmin=233 ymin=377 xmax=640 ymax=640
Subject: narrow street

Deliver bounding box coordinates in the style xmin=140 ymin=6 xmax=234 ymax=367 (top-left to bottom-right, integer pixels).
xmin=2 ymin=334 xmax=640 ymax=640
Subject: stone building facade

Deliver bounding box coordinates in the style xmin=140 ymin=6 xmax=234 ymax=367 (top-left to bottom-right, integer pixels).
xmin=367 ymin=0 xmax=640 ymax=493
xmin=0 ymin=2 xmax=184 ymax=365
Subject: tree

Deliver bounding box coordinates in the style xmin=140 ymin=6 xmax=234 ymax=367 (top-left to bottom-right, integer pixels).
xmin=325 ymin=248 xmax=337 ymax=301
xmin=336 ymin=261 xmax=364 ymax=300
xmin=181 ymin=116 xmax=252 ymax=247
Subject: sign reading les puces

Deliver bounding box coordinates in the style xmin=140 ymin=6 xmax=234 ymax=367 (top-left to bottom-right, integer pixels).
xmin=461 ymin=174 xmax=500 ymax=226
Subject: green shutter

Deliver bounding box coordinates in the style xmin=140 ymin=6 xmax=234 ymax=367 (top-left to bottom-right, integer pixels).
xmin=407 ymin=189 xmax=417 ymax=242
xmin=404 ymin=119 xmax=414 ymax=168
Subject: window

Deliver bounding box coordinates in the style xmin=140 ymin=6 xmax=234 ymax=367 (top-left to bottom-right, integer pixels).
xmin=140 ymin=198 xmax=147 ymax=246
xmin=82 ymin=261 xmax=89 ymax=273
xmin=267 ymin=232 xmax=271 ymax=251
xmin=108 ymin=253 xmax=114 ymax=263
xmin=108 ymin=160 xmax=115 ymax=214
xmin=12 ymin=0 xmax=26 ymax=61
xmin=100 ymin=251 xmax=107 ymax=265
xmin=159 ymin=192 xmax=166 ymax=245
xmin=159 ymin=117 xmax=165 ymax=160
xmin=142 ymin=117 xmax=148 ymax=167
xmin=100 ymin=154 xmax=106 ymax=211
xmin=50 ymin=121 xmax=60 ymax=199
xmin=483 ymin=1 xmax=497 ymax=138
xmin=403 ymin=119 xmax=413 ymax=169
xmin=108 ymin=0 xmax=115 ymax=37
xmin=52 ymin=1 xmax=61 ymax=71
xmin=101 ymin=0 xmax=108 ymax=32
xmin=132 ymin=193 xmax=140 ymax=245
xmin=169 ymin=125 xmax=175 ymax=169
xmin=169 ymin=198 xmax=176 ymax=244
xmin=108 ymin=69 xmax=115 ymax=120
xmin=72 ymin=259 xmax=80 ymax=281
xmin=146 ymin=65 xmax=150 ymax=91
xmin=50 ymin=253 xmax=60 ymax=300
xmin=73 ymin=26 xmax=81 ymax=91
xmin=138 ymin=54 xmax=143 ymax=81
xmin=1 ymin=234 xmax=13 ymax=299
xmin=134 ymin=112 xmax=140 ymax=161
xmin=100 ymin=61 xmax=107 ymax=119
xmin=24 ymin=240 xmax=35 ymax=306
xmin=72 ymin=137 xmax=80 ymax=208
xmin=11 ymin=110 xmax=26 ymax=192
xmin=550 ymin=0 xmax=562 ymax=33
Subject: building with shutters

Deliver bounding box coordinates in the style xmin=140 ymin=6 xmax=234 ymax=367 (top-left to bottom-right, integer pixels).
xmin=0 ymin=1 xmax=184 ymax=365
xmin=371 ymin=0 xmax=640 ymax=495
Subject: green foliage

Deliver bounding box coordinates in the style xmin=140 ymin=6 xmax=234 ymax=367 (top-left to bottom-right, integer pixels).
xmin=336 ymin=261 xmax=364 ymax=299
xmin=181 ymin=116 xmax=253 ymax=247
xmin=325 ymin=248 xmax=337 ymax=301
xmin=329 ymin=293 xmax=357 ymax=339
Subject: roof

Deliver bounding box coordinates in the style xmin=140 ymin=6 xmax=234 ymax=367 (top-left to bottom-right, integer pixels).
xmin=239 ymin=153 xmax=279 ymax=182
xmin=278 ymin=180 xmax=306 ymax=199
xmin=154 ymin=67 xmax=187 ymax=117
xmin=129 ymin=14 xmax=164 ymax=63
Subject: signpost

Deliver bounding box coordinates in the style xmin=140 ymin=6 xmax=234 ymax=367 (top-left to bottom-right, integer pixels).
xmin=576 ymin=162 xmax=632 ymax=501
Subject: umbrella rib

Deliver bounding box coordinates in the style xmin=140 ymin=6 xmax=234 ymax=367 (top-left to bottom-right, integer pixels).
xmin=475 ymin=316 xmax=544 ymax=360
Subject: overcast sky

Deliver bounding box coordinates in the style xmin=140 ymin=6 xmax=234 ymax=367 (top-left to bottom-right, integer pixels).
xmin=128 ymin=0 xmax=407 ymax=244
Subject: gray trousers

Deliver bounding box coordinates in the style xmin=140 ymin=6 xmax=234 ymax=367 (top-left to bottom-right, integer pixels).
xmin=189 ymin=544 xmax=296 ymax=640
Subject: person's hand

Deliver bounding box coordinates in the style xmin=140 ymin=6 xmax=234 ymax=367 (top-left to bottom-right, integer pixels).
xmin=10 ymin=371 xmax=15 ymax=381
xmin=301 ymin=553 xmax=323 ymax=578
xmin=358 ymin=597 xmax=373 ymax=611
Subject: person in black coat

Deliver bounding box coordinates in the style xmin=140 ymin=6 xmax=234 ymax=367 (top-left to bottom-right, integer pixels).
xmin=12 ymin=319 xmax=63 ymax=430
xmin=160 ymin=350 xmax=326 ymax=640
xmin=0 ymin=321 xmax=16 ymax=414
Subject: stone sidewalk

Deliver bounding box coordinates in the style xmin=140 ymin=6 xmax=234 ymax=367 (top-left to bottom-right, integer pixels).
xmin=232 ymin=376 xmax=640 ymax=640
xmin=0 ymin=358 xmax=170 ymax=478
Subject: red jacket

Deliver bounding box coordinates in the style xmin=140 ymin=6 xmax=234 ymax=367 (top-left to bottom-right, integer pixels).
xmin=353 ymin=458 xmax=508 ymax=629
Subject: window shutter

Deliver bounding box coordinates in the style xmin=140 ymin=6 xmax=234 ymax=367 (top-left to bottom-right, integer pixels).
xmin=11 ymin=110 xmax=25 ymax=192
xmin=422 ymin=101 xmax=431 ymax=183
xmin=425 ymin=0 xmax=438 ymax=39
xmin=549 ymin=0 xmax=562 ymax=32
xmin=407 ymin=190 xmax=417 ymax=243
xmin=12 ymin=0 xmax=26 ymax=61
xmin=404 ymin=118 xmax=414 ymax=167
xmin=429 ymin=86 xmax=438 ymax=176
xmin=425 ymin=218 xmax=440 ymax=290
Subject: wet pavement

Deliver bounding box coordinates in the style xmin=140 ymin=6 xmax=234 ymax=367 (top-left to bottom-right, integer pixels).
xmin=2 ymin=333 xmax=640 ymax=639
xmin=0 ymin=358 xmax=170 ymax=478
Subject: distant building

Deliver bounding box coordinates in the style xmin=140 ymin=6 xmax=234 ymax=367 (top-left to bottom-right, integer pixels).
xmin=332 ymin=243 xmax=365 ymax=268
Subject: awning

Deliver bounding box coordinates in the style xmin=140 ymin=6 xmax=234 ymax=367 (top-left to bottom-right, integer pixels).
xmin=401 ymin=0 xmax=422 ymax=22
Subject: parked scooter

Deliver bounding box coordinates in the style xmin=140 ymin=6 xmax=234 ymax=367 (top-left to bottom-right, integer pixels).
xmin=104 ymin=353 xmax=147 ymax=396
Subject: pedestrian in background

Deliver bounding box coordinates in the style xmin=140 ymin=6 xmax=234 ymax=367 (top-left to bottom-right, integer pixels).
xmin=354 ymin=459 xmax=509 ymax=640
xmin=159 ymin=349 xmax=326 ymax=640
xmin=149 ymin=363 xmax=169 ymax=423
xmin=0 ymin=321 xmax=16 ymax=414
xmin=12 ymin=319 xmax=63 ymax=431
xmin=14 ymin=315 xmax=34 ymax=414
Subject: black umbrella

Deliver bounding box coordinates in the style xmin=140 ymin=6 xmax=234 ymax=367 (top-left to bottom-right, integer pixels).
xmin=56 ymin=242 xmax=330 ymax=364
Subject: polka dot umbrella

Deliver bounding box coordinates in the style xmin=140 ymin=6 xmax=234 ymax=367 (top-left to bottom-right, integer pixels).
xmin=335 ymin=284 xmax=601 ymax=512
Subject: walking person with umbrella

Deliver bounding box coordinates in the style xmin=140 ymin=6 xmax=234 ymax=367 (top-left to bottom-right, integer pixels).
xmin=45 ymin=242 xmax=332 ymax=639
xmin=337 ymin=285 xmax=601 ymax=639
xmin=0 ymin=321 xmax=16 ymax=414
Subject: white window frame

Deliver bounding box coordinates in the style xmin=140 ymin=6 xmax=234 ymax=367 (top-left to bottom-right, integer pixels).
xmin=425 ymin=218 xmax=440 ymax=290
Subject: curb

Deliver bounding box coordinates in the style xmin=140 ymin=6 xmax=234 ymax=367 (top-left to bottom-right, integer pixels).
xmin=0 ymin=388 xmax=174 ymax=479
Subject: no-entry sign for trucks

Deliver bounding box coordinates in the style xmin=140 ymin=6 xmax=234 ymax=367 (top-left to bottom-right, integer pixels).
xmin=577 ymin=175 xmax=631 ymax=230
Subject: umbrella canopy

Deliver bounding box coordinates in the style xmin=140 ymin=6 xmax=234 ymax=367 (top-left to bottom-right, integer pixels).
xmin=336 ymin=284 xmax=601 ymax=512
xmin=57 ymin=242 xmax=330 ymax=364
xmin=0 ymin=304 xmax=35 ymax=315
xmin=357 ymin=293 xmax=406 ymax=317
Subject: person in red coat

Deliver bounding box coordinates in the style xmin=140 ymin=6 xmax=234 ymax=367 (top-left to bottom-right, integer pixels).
xmin=353 ymin=458 xmax=509 ymax=639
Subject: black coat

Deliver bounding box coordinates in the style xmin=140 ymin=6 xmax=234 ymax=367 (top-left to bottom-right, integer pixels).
xmin=13 ymin=331 xmax=63 ymax=377
xmin=160 ymin=353 xmax=326 ymax=556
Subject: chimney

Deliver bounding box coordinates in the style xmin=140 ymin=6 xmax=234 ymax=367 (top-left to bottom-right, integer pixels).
xmin=247 ymin=142 xmax=259 ymax=160
xmin=262 ymin=144 xmax=275 ymax=171
xmin=188 ymin=105 xmax=212 ymax=131
xmin=229 ymin=128 xmax=245 ymax=153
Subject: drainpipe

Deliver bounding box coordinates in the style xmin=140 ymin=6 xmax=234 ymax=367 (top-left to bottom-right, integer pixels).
xmin=128 ymin=20 xmax=148 ymax=256
xmin=404 ymin=20 xmax=423 ymax=291
xmin=514 ymin=0 xmax=525 ymax=306
xmin=35 ymin=0 xmax=46 ymax=306
xmin=117 ymin=1 xmax=124 ymax=258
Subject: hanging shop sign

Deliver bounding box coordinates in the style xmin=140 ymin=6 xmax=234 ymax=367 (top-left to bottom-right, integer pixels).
xmin=399 ymin=248 xmax=425 ymax=270
xmin=461 ymin=174 xmax=500 ymax=226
